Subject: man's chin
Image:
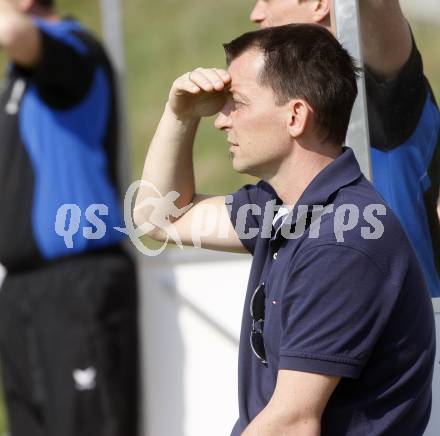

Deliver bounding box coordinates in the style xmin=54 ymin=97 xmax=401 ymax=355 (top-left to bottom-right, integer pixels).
xmin=232 ymin=159 xmax=259 ymax=177
xmin=231 ymin=158 xmax=246 ymax=174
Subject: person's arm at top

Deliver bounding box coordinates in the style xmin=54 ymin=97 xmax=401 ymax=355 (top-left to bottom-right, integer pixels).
xmin=242 ymin=370 xmax=340 ymax=436
xmin=133 ymin=68 xmax=247 ymax=253
xmin=0 ymin=0 xmax=41 ymax=67
xmin=0 ymin=3 xmax=95 ymax=105
xmin=359 ymin=0 xmax=412 ymax=80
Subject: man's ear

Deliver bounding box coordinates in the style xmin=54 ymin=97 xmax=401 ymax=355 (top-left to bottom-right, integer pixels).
xmin=312 ymin=0 xmax=331 ymax=25
xmin=286 ymin=100 xmax=312 ymax=139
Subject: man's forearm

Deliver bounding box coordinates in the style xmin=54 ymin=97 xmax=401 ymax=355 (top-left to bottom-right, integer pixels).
xmin=0 ymin=1 xmax=24 ymax=46
xmin=134 ymin=67 xmax=230 ymax=233
xmin=0 ymin=0 xmax=41 ymax=66
xmin=242 ymin=403 xmax=320 ymax=436
xmin=134 ymin=104 xmax=200 ymax=224
xmin=359 ymin=0 xmax=411 ymax=79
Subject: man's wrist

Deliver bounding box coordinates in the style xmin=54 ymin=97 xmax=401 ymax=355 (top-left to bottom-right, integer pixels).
xmin=164 ymin=102 xmax=201 ymax=126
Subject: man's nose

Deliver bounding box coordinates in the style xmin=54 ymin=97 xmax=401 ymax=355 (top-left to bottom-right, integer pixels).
xmin=214 ymin=104 xmax=232 ymax=131
xmin=250 ymin=1 xmax=266 ymax=24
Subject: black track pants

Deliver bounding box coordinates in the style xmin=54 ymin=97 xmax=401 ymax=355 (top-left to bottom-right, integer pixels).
xmin=0 ymin=248 xmax=139 ymax=436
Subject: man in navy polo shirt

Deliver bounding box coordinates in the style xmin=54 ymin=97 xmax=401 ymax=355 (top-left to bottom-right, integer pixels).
xmin=135 ymin=24 xmax=435 ymax=435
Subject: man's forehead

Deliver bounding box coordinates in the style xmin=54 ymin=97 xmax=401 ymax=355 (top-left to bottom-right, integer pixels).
xmin=227 ymin=49 xmax=265 ymax=90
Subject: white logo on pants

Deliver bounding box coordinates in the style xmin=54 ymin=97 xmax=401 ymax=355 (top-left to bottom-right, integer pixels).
xmin=73 ymin=367 xmax=97 ymax=391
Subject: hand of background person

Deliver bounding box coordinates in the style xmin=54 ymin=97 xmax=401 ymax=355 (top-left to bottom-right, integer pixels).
xmin=0 ymin=0 xmax=41 ymax=66
xmin=168 ymin=67 xmax=231 ymax=119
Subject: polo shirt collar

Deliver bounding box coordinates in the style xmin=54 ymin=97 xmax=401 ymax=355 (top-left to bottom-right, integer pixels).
xmin=272 ymin=147 xmax=362 ymax=241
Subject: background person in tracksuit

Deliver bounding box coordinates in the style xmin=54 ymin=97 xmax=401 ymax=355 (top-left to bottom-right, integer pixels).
xmin=0 ymin=1 xmax=138 ymax=435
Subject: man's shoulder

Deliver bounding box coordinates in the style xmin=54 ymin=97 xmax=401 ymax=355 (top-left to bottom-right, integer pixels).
xmin=229 ymin=180 xmax=279 ymax=213
xmin=232 ymin=180 xmax=277 ymax=199
xmin=294 ymin=177 xmax=414 ymax=276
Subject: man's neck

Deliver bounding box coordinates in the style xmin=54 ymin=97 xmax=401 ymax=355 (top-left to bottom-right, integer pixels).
xmin=267 ymin=144 xmax=342 ymax=207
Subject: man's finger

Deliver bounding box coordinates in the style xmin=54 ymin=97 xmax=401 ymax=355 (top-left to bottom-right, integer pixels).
xmin=172 ymin=74 xmax=201 ymax=94
xmin=213 ymin=68 xmax=231 ymax=84
xmin=207 ymin=68 xmax=230 ymax=90
xmin=172 ymin=67 xmax=229 ymax=96
xmin=188 ymin=69 xmax=219 ymax=92
xmin=200 ymin=68 xmax=230 ymax=90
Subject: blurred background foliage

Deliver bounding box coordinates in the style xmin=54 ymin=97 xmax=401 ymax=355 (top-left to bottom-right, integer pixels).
xmin=0 ymin=0 xmax=439 ymax=432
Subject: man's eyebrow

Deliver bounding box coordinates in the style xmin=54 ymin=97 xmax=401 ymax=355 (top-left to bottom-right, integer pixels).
xmin=229 ymin=89 xmax=249 ymax=101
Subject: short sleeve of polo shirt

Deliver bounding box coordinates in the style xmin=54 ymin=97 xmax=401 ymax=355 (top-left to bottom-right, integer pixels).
xmin=278 ymin=244 xmax=395 ymax=379
xmin=365 ymin=35 xmax=428 ymax=150
xmin=229 ymin=182 xmax=276 ymax=255
xmin=28 ymin=19 xmax=95 ymax=107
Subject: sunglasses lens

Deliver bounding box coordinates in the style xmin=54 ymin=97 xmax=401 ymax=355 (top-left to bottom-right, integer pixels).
xmin=250 ymin=283 xmax=267 ymax=365
xmin=250 ymin=331 xmax=267 ymax=363
xmin=250 ymin=284 xmax=265 ymax=320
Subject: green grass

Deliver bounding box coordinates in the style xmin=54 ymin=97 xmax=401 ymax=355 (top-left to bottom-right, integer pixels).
xmin=0 ymin=396 xmax=5 ymax=435
xmin=0 ymin=2 xmax=439 ymax=432
xmin=412 ymin=21 xmax=440 ymax=100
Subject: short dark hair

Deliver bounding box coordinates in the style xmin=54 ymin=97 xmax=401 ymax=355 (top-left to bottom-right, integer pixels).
xmin=36 ymin=0 xmax=54 ymax=8
xmin=223 ymin=24 xmax=360 ymax=146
